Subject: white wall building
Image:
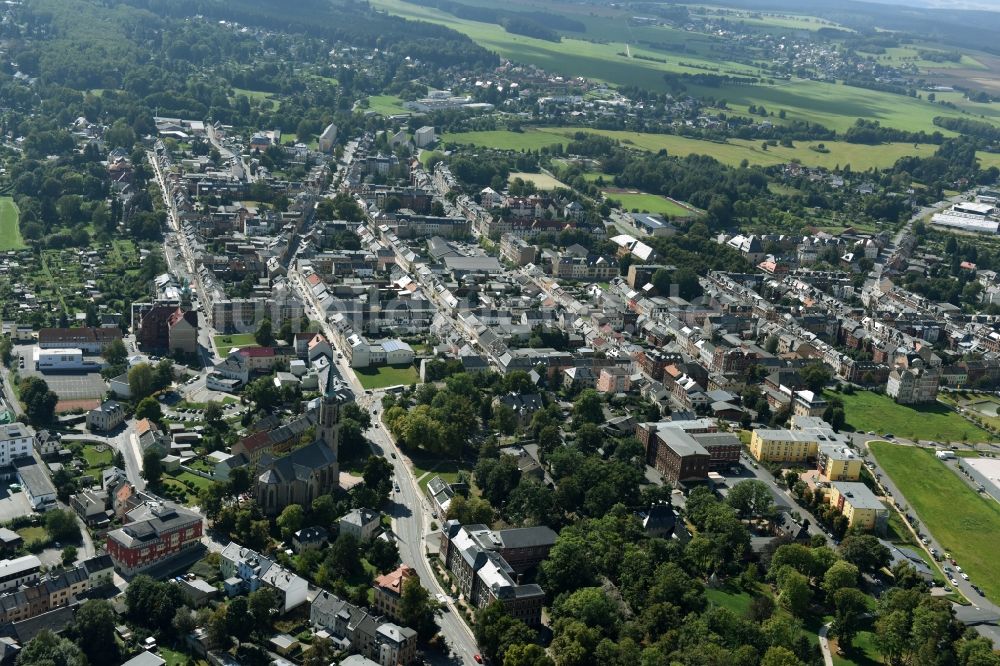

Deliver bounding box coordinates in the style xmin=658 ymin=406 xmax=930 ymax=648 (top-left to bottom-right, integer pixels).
xmin=0 ymin=424 xmax=34 ymax=467
xmin=33 ymin=348 xmax=85 ymax=371
xmin=414 ymin=126 xmax=436 ymax=148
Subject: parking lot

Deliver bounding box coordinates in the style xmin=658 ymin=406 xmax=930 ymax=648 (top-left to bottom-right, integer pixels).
xmin=0 ymin=487 xmax=34 ymax=523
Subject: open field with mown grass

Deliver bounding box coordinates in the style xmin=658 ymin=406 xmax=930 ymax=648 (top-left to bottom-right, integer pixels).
xmin=507 ymin=171 xmax=567 ymax=190
xmin=0 ymin=198 xmax=25 ymax=251
xmin=603 ymin=191 xmax=696 ymax=218
xmin=354 ymin=364 xmax=420 ymax=389
xmin=869 ymin=441 xmax=1000 ymax=603
xmin=364 ymin=94 xmax=409 ymax=116
xmin=828 ymin=389 xmax=989 ymax=442
xmin=444 ymin=127 xmax=953 ymax=171
xmin=213 ymin=333 xmax=258 ymax=356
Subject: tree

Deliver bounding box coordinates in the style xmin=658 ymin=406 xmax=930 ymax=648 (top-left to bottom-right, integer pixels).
xmin=244 ymin=376 xmax=280 ymax=412
xmin=761 ymin=646 xmax=805 ymax=666
xmin=311 ymin=494 xmax=338 ymax=526
xmin=15 ymin=629 xmax=86 ymax=666
xmin=303 ymin=637 xmax=339 ymax=666
xmin=277 ymin=504 xmax=305 ymax=542
xmin=839 ymin=534 xmax=890 ymax=573
xmin=128 ymin=363 xmax=156 ymax=401
xmin=324 ymin=533 xmax=362 ymax=580
xmin=503 ymin=643 xmax=554 ymax=666
xmin=255 ymin=318 xmax=275 ymax=346
xmin=491 ymin=404 xmax=518 ymax=435
xmin=726 ymin=479 xmax=774 ymax=519
xmin=142 ymin=451 xmax=163 ymax=485
xmin=367 ymin=538 xmax=400 ymax=573
xmin=574 ymin=423 xmax=603 ymax=454
xmin=399 ymin=576 xmax=439 ymax=640
xmin=552 ymin=587 xmax=619 ymax=629
xmin=363 ymin=456 xmax=393 ymax=495
xmin=135 ymin=396 xmax=162 ymax=423
xmin=823 ymin=560 xmax=859 ymax=597
xmin=173 ymin=607 xmax=197 ymax=636
xmin=102 ymin=338 xmax=127 ymax=365
xmin=776 ymin=566 xmax=812 ymax=617
xmin=573 ymin=389 xmax=603 ymax=425
xmin=764 ymin=335 xmax=779 ymax=354
xmin=45 ymin=509 xmax=80 ymax=543
xmin=248 ymin=587 xmax=279 ymax=636
xmin=226 ymin=596 xmax=252 ymax=643
xmin=833 ymin=587 xmax=868 ymax=650
xmin=124 ymin=575 xmax=185 ymax=634
xmin=70 ymin=599 xmax=118 ymax=664
xmin=18 ymin=376 xmax=58 ymax=425
xmin=204 ymin=401 xmax=224 ymax=427
xmin=476 ymin=601 xmax=537 ymax=664
xmin=800 ymin=362 xmax=832 ymax=394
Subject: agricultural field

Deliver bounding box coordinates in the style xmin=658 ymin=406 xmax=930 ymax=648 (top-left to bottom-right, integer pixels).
xmin=869 ymin=441 xmax=1000 ymax=603
xmin=507 ymin=171 xmax=568 ymax=190
xmin=354 ymin=364 xmax=420 ymax=390
xmin=828 ymin=389 xmax=990 ymax=443
xmin=602 ymin=191 xmax=696 ymax=218
xmin=444 ymin=127 xmax=949 ymax=171
xmin=371 ymin=0 xmax=1000 ymax=136
xmin=0 ymin=197 xmax=24 ymax=251
xmin=213 ymin=333 xmax=258 ymax=356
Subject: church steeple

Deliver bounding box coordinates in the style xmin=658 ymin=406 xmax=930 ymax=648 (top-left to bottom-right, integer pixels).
xmin=318 ymin=367 xmax=342 ymax=453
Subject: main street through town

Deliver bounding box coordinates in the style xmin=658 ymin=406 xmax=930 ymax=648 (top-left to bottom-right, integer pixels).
xmin=286 ymin=268 xmax=479 ymax=664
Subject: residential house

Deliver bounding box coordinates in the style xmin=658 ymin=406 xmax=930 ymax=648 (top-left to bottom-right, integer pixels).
xmin=339 ymin=509 xmax=381 ymax=542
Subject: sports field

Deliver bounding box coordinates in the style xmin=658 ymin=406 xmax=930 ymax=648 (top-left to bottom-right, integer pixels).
xmin=0 ymin=197 xmax=25 ymax=251
xmin=830 ymin=390 xmax=989 ymax=443
xmin=443 ymin=127 xmax=946 ymax=171
xmin=507 ymin=172 xmax=567 ymax=190
xmin=869 ymin=441 xmax=1000 ymax=602
xmin=603 ymin=191 xmax=695 ymax=218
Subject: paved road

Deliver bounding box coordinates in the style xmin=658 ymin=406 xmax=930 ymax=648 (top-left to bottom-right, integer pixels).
xmin=363 ymin=399 xmax=478 ymax=666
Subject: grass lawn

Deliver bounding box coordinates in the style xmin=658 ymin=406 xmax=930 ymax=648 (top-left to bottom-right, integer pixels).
xmin=869 ymin=441 xmax=1000 ymax=603
xmin=159 ymin=645 xmax=208 ymax=666
xmin=365 ymin=94 xmax=409 ymax=116
xmin=603 ymin=191 xmax=697 ymax=218
xmin=831 ymin=625 xmax=881 ymax=666
xmin=80 ymin=445 xmax=113 ymax=474
xmin=0 ymin=197 xmax=25 ymax=251
xmin=354 ymin=364 xmax=420 ymax=390
xmin=443 ymin=129 xmax=568 ymax=152
xmin=16 ymin=526 xmax=47 ymax=543
xmin=213 ymin=333 xmax=259 ymax=356
xmin=705 ymin=585 xmax=756 ymax=616
xmin=507 ymin=171 xmax=567 ymax=190
xmin=828 ymin=389 xmax=990 ymax=443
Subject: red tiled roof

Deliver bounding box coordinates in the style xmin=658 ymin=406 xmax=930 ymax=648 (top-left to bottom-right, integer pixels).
xmin=374 ymin=565 xmax=416 ymax=596
xmin=238 ymin=347 xmax=275 ymax=357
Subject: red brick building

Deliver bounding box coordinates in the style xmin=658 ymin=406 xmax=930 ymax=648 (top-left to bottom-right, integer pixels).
xmin=107 ymin=503 xmax=202 ymax=577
